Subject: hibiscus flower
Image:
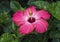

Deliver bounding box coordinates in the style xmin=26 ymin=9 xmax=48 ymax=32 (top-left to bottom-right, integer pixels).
xmin=12 ymin=6 xmax=50 ymax=35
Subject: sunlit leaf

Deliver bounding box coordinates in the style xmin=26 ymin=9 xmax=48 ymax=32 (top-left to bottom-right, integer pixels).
xmin=48 ymin=1 xmax=60 ymax=20
xmin=0 ymin=33 xmax=14 ymax=42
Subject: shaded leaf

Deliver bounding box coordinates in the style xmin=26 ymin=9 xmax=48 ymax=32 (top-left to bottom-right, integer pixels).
xmin=28 ymin=1 xmax=49 ymax=10
xmin=52 ymin=39 xmax=60 ymax=42
xmin=49 ymin=31 xmax=60 ymax=38
xmin=10 ymin=1 xmax=24 ymax=12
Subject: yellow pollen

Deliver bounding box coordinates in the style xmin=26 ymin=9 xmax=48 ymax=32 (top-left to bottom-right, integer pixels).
xmin=29 ymin=9 xmax=33 ymax=16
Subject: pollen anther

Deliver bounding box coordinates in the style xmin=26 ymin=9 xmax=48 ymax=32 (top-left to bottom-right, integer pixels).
xmin=29 ymin=9 xmax=33 ymax=16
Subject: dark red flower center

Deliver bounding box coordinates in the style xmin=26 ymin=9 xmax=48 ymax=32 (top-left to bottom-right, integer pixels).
xmin=28 ymin=17 xmax=35 ymax=23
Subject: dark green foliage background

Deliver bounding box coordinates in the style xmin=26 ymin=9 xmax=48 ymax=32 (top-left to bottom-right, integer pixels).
xmin=0 ymin=0 xmax=60 ymax=42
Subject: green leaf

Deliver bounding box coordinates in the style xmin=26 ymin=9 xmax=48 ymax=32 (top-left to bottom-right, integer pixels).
xmin=49 ymin=31 xmax=60 ymax=38
xmin=0 ymin=1 xmax=10 ymax=24
xmin=0 ymin=13 xmax=12 ymax=33
xmin=0 ymin=33 xmax=13 ymax=42
xmin=52 ymin=39 xmax=60 ymax=42
xmin=28 ymin=1 xmax=49 ymax=10
xmin=13 ymin=39 xmax=18 ymax=42
xmin=56 ymin=23 xmax=60 ymax=31
xmin=0 ymin=1 xmax=10 ymax=13
xmin=55 ymin=1 xmax=60 ymax=20
xmin=19 ymin=34 xmax=48 ymax=42
xmin=48 ymin=1 xmax=60 ymax=20
xmin=10 ymin=1 xmax=24 ymax=12
xmin=28 ymin=0 xmax=44 ymax=5
xmin=0 ymin=33 xmax=18 ymax=42
xmin=49 ymin=17 xmax=60 ymax=38
xmin=11 ymin=22 xmax=16 ymax=31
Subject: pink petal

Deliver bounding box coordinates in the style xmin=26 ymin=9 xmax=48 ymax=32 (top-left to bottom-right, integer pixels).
xmin=36 ymin=10 xmax=50 ymax=20
xmin=33 ymin=19 xmax=48 ymax=33
xmin=24 ymin=6 xmax=36 ymax=16
xmin=19 ymin=23 xmax=34 ymax=35
xmin=12 ymin=10 xmax=25 ymax=26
